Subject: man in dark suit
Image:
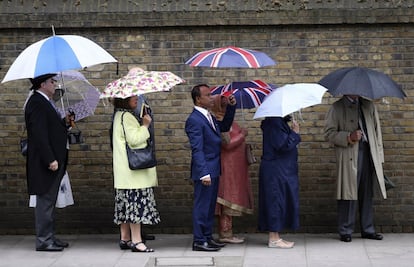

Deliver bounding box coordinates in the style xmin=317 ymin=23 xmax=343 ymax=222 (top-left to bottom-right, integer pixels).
xmin=25 ymin=73 xmax=72 ymax=251
xmin=185 ymin=84 xmax=236 ymax=251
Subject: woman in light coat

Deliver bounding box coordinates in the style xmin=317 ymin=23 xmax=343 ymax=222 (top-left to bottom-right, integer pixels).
xmin=325 ymin=95 xmax=386 ymax=242
xmin=111 ymin=95 xmax=160 ymax=252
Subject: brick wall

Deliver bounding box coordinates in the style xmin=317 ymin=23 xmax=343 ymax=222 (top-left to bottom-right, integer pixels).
xmin=0 ymin=1 xmax=413 ymax=234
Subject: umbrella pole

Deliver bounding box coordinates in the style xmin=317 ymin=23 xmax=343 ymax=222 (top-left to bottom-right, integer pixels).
xmin=57 ymin=73 xmax=67 ymax=115
xmin=240 ymin=92 xmax=244 ymax=120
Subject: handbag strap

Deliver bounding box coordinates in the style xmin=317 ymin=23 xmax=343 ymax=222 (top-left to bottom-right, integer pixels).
xmin=120 ymin=112 xmax=151 ymax=147
xmin=20 ymin=126 xmax=27 ymax=138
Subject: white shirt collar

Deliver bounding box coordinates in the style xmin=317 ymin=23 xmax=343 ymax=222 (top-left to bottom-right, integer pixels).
xmin=36 ymin=90 xmax=50 ymax=101
xmin=194 ymin=106 xmax=209 ymax=118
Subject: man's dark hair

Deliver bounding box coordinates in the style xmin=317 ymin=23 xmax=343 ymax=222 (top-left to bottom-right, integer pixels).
xmin=191 ymin=84 xmax=209 ymax=104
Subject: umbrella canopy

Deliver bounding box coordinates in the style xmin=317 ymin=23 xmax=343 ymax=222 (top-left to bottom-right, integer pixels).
xmin=101 ymin=67 xmax=185 ymax=99
xmin=253 ymin=83 xmax=328 ymax=119
xmin=2 ymin=35 xmax=117 ymax=83
xmin=318 ymin=67 xmax=406 ymax=100
xmin=210 ymin=80 xmax=277 ymax=109
xmin=185 ymin=46 xmax=276 ymax=68
xmin=53 ymin=70 xmax=100 ymax=121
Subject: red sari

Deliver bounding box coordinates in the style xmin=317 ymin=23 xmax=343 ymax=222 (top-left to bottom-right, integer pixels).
xmin=215 ymin=122 xmax=254 ymax=236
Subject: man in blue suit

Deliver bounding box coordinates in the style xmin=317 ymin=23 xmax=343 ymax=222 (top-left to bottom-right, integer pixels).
xmin=185 ymin=84 xmax=236 ymax=251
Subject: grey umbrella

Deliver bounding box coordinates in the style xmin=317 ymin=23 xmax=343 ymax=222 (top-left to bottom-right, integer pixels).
xmin=318 ymin=67 xmax=406 ymax=100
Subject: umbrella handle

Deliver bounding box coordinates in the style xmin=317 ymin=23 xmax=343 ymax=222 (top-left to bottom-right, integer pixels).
xmin=67 ymin=108 xmax=76 ymax=128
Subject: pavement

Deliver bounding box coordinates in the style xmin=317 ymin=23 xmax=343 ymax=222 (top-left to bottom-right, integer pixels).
xmin=0 ymin=233 xmax=413 ymax=267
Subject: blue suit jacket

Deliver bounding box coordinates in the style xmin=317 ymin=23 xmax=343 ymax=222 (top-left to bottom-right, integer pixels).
xmin=185 ymin=106 xmax=235 ymax=181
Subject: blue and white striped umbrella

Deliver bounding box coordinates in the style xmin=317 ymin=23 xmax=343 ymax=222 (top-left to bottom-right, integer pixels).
xmin=2 ymin=35 xmax=117 ymax=83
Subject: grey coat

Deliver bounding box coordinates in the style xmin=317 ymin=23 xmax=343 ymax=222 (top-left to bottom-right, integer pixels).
xmin=324 ymin=97 xmax=386 ymax=200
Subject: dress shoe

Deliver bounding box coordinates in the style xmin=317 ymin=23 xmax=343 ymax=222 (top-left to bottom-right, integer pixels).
xmin=36 ymin=243 xmax=64 ymax=252
xmin=340 ymin=234 xmax=352 ymax=242
xmin=361 ymin=232 xmax=383 ymax=240
xmin=207 ymin=239 xmax=226 ymax=248
xmin=54 ymin=238 xmax=69 ymax=248
xmin=192 ymin=241 xmax=220 ymax=252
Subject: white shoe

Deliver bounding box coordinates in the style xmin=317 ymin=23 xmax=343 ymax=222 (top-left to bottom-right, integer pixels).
xmin=268 ymin=239 xmax=294 ymax=249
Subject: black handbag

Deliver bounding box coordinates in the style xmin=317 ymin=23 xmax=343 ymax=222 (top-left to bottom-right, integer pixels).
xmin=68 ymin=119 xmax=84 ymax=144
xmin=20 ymin=138 xmax=28 ymax=156
xmin=121 ymin=112 xmax=156 ymax=170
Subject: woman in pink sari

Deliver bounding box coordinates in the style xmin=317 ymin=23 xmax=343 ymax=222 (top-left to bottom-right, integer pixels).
xmin=212 ymin=95 xmax=254 ymax=244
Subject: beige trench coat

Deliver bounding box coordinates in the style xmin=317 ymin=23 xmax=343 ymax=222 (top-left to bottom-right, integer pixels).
xmin=324 ymin=97 xmax=387 ymax=200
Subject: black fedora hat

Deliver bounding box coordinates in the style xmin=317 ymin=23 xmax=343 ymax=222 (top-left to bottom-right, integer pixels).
xmin=29 ymin=73 xmax=57 ymax=90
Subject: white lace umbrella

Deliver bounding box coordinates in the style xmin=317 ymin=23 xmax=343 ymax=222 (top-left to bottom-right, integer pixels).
xmin=53 ymin=70 xmax=100 ymax=121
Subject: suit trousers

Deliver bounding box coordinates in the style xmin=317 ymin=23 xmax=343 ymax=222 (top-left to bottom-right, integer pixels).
xmin=337 ymin=141 xmax=375 ymax=235
xmin=192 ymin=176 xmax=219 ymax=243
xmin=35 ymin=167 xmax=65 ymax=248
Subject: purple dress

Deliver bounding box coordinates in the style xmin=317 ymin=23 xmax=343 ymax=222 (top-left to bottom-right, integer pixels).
xmin=258 ymin=117 xmax=301 ymax=232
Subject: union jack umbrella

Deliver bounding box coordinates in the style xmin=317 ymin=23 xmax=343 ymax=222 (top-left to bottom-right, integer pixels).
xmin=210 ymin=80 xmax=277 ymax=109
xmin=185 ymin=46 xmax=276 ymax=68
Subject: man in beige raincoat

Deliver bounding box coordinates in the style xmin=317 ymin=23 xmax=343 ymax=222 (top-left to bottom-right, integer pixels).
xmin=324 ymin=95 xmax=387 ymax=242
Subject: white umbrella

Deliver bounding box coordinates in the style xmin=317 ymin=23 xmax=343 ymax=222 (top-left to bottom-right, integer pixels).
xmin=253 ymin=83 xmax=328 ymax=119
xmin=2 ymin=35 xmax=117 ymax=83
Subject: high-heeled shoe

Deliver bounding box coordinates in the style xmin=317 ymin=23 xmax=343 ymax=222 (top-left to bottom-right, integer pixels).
xmin=119 ymin=240 xmax=132 ymax=250
xmin=131 ymin=241 xmax=154 ymax=252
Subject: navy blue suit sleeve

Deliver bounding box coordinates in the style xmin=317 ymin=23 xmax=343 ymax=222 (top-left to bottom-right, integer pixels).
xmin=218 ymin=104 xmax=236 ymax=132
xmin=268 ymin=118 xmax=301 ymax=152
xmin=185 ymin=114 xmax=210 ymax=180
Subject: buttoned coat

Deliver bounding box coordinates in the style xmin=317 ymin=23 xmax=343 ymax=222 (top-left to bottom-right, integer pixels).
xmin=25 ymin=92 xmax=68 ymax=195
xmin=112 ymin=111 xmax=158 ymax=189
xmin=324 ymin=97 xmax=387 ymax=200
